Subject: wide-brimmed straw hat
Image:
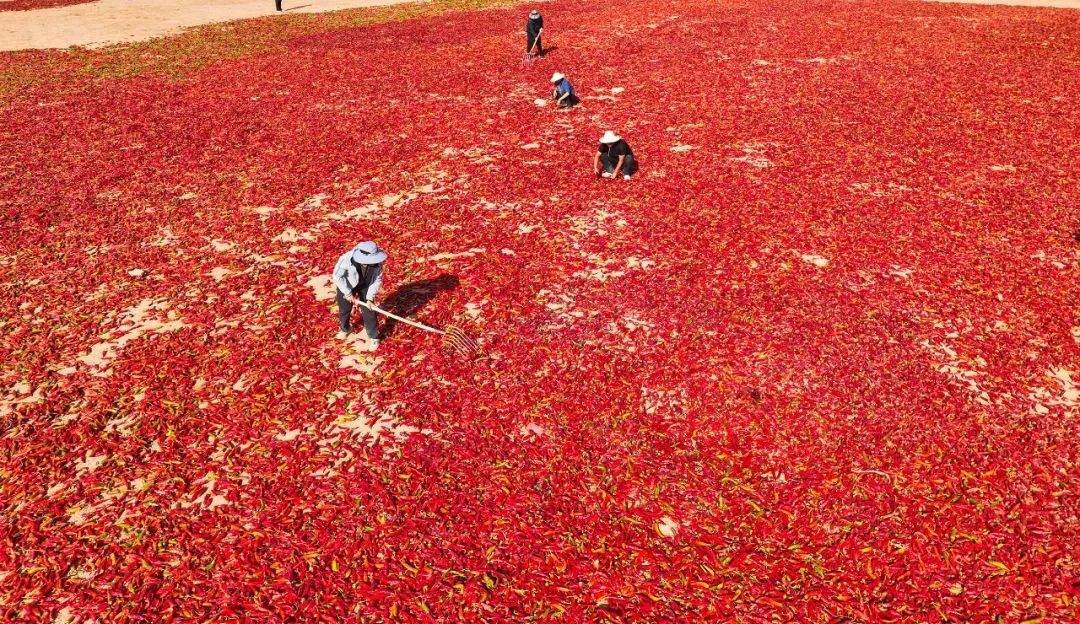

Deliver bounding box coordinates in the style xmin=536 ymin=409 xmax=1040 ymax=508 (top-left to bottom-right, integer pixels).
xmin=529 ymin=10 xmax=540 ymax=18
xmin=599 ymin=131 xmax=621 ymax=144
xmin=550 ymin=72 xmax=565 ymax=84
xmin=351 ymin=241 xmax=387 ymax=265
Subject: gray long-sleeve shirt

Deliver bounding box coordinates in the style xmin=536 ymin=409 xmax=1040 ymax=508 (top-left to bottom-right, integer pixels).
xmin=333 ymin=247 xmax=383 ymax=301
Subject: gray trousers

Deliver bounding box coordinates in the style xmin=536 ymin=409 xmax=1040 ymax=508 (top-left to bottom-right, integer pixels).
xmin=336 ymin=289 xmax=378 ymax=339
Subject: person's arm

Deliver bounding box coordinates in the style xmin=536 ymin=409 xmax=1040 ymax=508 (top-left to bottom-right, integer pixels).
xmin=593 ymin=151 xmax=602 ymax=174
xmin=364 ymin=265 xmax=384 ymax=302
xmin=557 ymin=89 xmax=569 ymax=104
xmin=613 ymin=155 xmax=625 ymax=177
xmin=333 ymin=261 xmax=354 ymax=299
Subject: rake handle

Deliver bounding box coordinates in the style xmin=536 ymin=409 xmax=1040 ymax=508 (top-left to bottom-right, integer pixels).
xmin=355 ymin=299 xmax=446 ymax=336
xmin=527 ymin=28 xmax=541 ymax=55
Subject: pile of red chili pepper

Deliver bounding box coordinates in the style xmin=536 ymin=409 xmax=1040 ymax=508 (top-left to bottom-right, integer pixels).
xmin=1 ymin=0 xmax=1077 ymax=620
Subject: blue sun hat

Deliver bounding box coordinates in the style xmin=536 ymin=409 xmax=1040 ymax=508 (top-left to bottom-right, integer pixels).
xmin=351 ymin=241 xmax=387 ymax=265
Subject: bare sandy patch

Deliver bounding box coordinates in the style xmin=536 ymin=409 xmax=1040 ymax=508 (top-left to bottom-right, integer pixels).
xmin=797 ymin=252 xmax=830 ymax=268
xmin=0 ymin=380 xmax=44 ymax=417
xmin=176 ymin=472 xmax=230 ymax=511
xmin=77 ymin=298 xmax=187 ymax=376
xmin=728 ymin=142 xmax=775 ymax=169
xmin=306 ymin=274 xmax=337 ymax=301
xmin=413 ymin=247 xmax=486 ymax=266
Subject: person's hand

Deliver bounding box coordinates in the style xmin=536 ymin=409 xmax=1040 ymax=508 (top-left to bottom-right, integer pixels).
xmin=602 ymin=172 xmax=613 ymax=179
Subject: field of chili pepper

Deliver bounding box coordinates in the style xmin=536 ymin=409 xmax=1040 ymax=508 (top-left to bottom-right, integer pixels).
xmin=2 ymin=0 xmax=1078 ymax=620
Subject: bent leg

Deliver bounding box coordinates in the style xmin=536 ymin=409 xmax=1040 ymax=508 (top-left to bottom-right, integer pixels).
xmin=336 ymin=290 xmax=353 ymax=333
xmin=359 ymin=302 xmax=378 ymax=340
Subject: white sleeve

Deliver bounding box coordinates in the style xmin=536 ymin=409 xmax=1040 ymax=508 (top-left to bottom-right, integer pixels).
xmin=333 ymin=256 xmax=353 ymax=296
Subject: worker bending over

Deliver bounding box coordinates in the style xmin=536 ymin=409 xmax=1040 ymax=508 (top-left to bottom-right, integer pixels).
xmin=550 ymin=72 xmax=578 ymax=108
xmin=594 ymin=131 xmax=638 ymax=180
xmin=333 ymin=241 xmax=386 ymax=349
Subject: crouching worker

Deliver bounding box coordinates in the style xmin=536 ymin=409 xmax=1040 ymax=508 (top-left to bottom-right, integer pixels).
xmin=550 ymin=72 xmax=578 ymax=108
xmin=594 ymin=131 xmax=638 ymax=180
xmin=333 ymin=240 xmax=387 ymax=349
xmin=525 ymin=10 xmax=543 ymax=57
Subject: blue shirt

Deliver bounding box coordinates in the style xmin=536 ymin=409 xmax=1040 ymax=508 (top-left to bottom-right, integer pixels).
xmin=554 ymin=78 xmax=575 ymax=98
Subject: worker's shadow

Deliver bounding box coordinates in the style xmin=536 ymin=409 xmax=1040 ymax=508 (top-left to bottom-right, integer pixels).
xmin=379 ymin=274 xmax=460 ymax=341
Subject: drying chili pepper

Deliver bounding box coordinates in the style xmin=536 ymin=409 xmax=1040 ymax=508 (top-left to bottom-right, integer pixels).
xmin=0 ymin=0 xmax=1077 ymax=621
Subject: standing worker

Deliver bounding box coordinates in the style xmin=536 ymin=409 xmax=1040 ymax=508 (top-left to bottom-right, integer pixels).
xmin=594 ymin=131 xmax=639 ymax=180
xmin=275 ymin=0 xmax=282 ymax=12
xmin=525 ymin=10 xmax=544 ymax=58
xmin=550 ymin=72 xmax=578 ymax=108
xmin=333 ymin=241 xmax=387 ymax=349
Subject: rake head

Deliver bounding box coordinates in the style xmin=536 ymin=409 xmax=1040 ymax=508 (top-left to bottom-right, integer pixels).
xmin=442 ymin=326 xmax=480 ymax=357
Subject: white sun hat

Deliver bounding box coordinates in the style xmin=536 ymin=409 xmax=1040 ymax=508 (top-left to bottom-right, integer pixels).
xmin=529 ymin=9 xmax=540 ymax=18
xmin=599 ymin=131 xmax=621 ymax=144
xmin=351 ymin=240 xmax=387 ymax=265
xmin=550 ymin=72 xmax=565 ymax=84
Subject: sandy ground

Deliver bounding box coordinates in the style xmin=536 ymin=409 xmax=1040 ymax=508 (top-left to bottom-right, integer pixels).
xmin=0 ymin=0 xmax=418 ymax=51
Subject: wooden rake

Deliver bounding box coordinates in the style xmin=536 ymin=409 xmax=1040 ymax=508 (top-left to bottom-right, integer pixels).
xmin=357 ymin=300 xmax=479 ymax=357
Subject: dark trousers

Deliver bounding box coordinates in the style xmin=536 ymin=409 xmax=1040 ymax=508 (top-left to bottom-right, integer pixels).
xmin=336 ymin=289 xmax=378 ymax=339
xmin=275 ymin=0 xmax=282 ymax=10
xmin=526 ymin=34 xmax=542 ymax=54
xmin=554 ymin=91 xmax=579 ymax=108
xmin=602 ymin=153 xmax=638 ymax=177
